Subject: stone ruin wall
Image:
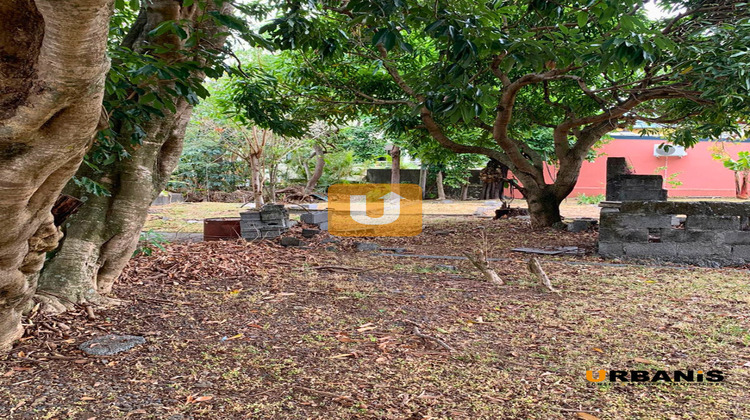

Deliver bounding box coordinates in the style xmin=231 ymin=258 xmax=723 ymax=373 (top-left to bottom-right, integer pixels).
xmin=599 ymin=200 xmax=750 ymax=267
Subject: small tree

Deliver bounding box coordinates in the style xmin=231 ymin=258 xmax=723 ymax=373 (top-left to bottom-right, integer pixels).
xmin=712 ymin=144 xmax=750 ymax=199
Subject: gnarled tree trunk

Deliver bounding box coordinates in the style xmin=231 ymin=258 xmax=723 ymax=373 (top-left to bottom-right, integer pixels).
xmin=0 ymin=0 xmax=113 ymax=350
xmin=37 ymin=0 xmax=228 ymax=312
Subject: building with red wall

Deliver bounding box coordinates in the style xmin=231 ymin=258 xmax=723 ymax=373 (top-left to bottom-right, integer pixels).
xmin=555 ymin=132 xmax=750 ymax=198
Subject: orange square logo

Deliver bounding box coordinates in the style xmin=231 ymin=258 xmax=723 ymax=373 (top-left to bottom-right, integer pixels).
xmin=328 ymin=184 xmax=422 ymax=237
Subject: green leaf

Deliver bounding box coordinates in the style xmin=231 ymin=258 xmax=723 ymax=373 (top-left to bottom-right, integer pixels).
xmin=577 ymin=11 xmax=587 ymax=28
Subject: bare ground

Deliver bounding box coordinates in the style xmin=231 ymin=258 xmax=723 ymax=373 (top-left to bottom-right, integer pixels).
xmin=1 ymin=218 xmax=749 ymax=419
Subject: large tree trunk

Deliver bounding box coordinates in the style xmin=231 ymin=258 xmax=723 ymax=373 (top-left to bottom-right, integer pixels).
xmin=525 ymin=186 xmax=564 ymax=228
xmin=37 ymin=1 xmax=228 ymax=312
xmin=0 ymin=0 xmax=113 ymax=350
xmin=390 ymin=146 xmax=401 ymax=184
xmin=305 ymin=144 xmax=325 ymax=194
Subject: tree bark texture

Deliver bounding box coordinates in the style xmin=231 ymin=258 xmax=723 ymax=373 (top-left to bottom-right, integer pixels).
xmin=0 ymin=0 xmax=113 ymax=350
xmin=305 ymin=144 xmax=325 ymax=194
xmin=390 ymin=146 xmax=400 ymax=185
xmin=37 ymin=0 xmax=229 ymax=311
xmin=436 ymin=171 xmax=446 ymax=200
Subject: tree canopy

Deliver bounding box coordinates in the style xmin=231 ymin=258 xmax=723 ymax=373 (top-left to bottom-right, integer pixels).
xmin=259 ymin=0 xmax=750 ymax=226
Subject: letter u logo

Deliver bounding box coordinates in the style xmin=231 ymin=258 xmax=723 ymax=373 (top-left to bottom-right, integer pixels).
xmin=586 ymin=370 xmax=606 ymax=382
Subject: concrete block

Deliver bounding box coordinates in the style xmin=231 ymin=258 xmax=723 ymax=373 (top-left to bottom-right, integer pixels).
xmin=598 ymin=227 xmax=648 ymax=242
xmin=619 ymin=188 xmax=668 ymax=201
xmin=660 ymin=229 xmax=722 ymax=244
xmin=240 ymin=211 xmax=262 ymax=221
xmin=601 ymin=213 xmax=672 ymax=230
xmin=301 ymin=211 xmax=328 ymax=224
xmin=620 ymin=175 xmax=664 ymax=189
xmin=623 ymin=242 xmax=677 ymax=258
xmin=676 ymin=243 xmax=731 ymax=258
xmin=686 ymin=215 xmax=741 ymax=231
xmin=731 ymin=245 xmax=750 ymax=261
xmin=317 ymin=221 xmax=328 ymax=231
xmin=724 ymin=231 xmax=750 ymax=245
xmin=597 ymin=242 xmax=624 ymax=256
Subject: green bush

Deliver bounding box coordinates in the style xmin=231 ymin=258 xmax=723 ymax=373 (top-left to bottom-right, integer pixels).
xmin=575 ymin=193 xmax=605 ymax=205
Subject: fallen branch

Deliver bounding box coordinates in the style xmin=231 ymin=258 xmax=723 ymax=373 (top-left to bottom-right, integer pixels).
xmin=403 ymin=319 xmax=455 ymax=352
xmin=527 ymin=257 xmax=559 ymax=293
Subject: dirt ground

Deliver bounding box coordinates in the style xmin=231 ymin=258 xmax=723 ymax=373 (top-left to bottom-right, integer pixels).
xmin=2 ymin=218 xmax=749 ymax=419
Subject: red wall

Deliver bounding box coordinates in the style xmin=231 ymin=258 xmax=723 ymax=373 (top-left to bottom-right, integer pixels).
xmin=550 ymin=136 xmax=750 ymax=198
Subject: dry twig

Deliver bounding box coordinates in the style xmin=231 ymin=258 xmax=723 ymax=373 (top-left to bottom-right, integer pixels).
xmin=403 ymin=319 xmax=455 ymax=352
xmin=528 ymin=257 xmax=559 ymax=293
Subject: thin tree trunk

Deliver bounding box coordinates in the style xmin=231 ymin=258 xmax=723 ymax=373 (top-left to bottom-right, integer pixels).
xmin=390 ymin=146 xmax=401 ymax=184
xmin=460 ymin=184 xmax=469 ymax=200
xmin=268 ymin=166 xmax=277 ymax=203
xmin=37 ymin=1 xmax=228 ymax=311
xmin=736 ymin=171 xmax=749 ymax=199
xmin=305 ymin=144 xmax=325 ymax=194
xmin=436 ymin=171 xmax=446 ymax=200
xmin=0 ymin=0 xmax=113 ymax=350
xmin=249 ymin=155 xmax=264 ymax=207
xmin=419 ymin=165 xmax=428 ymax=198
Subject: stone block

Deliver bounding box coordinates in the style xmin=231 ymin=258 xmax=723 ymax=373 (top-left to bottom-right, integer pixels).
xmin=676 ymin=243 xmax=731 ymax=258
xmin=597 ymin=242 xmax=624 ymax=256
xmin=731 ymin=245 xmax=750 ymax=261
xmin=301 ymin=211 xmax=328 ymax=225
xmin=240 ymin=211 xmax=262 ymax=221
xmin=260 ymin=204 xmax=288 ymax=222
xmin=317 ymin=221 xmax=328 ymax=231
xmin=660 ymin=229 xmax=722 ymax=244
xmin=598 ymin=227 xmax=648 ymax=243
xmin=356 ymin=242 xmax=380 ymax=251
xmin=623 ymin=242 xmax=677 ymax=258
xmin=724 ymin=231 xmax=750 ymax=245
xmin=620 ymin=175 xmax=664 ymax=189
xmin=619 ymin=187 xmax=668 ymax=201
xmin=302 ymin=228 xmax=320 ymax=238
xmin=567 ymin=218 xmax=598 ymax=233
xmin=686 ymin=215 xmax=741 ymax=231
xmin=280 ymin=237 xmax=305 ymax=247
xmin=601 ymin=213 xmax=672 ymax=230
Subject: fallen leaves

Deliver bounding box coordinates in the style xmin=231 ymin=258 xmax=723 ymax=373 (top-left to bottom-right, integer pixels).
xmin=186 ymin=395 xmax=213 ymax=404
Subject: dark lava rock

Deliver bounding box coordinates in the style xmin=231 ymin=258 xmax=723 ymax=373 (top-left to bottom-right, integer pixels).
xmin=79 ymin=334 xmax=146 ymax=356
xmin=280 ymin=237 xmax=305 ymax=247
xmin=355 ymin=242 xmax=380 ymax=252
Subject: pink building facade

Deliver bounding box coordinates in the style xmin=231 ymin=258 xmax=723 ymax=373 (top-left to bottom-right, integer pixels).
xmin=554 ymin=133 xmax=750 ymax=198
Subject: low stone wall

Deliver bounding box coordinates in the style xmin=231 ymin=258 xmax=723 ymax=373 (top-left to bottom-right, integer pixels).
xmin=598 ymin=201 xmax=750 ymax=267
